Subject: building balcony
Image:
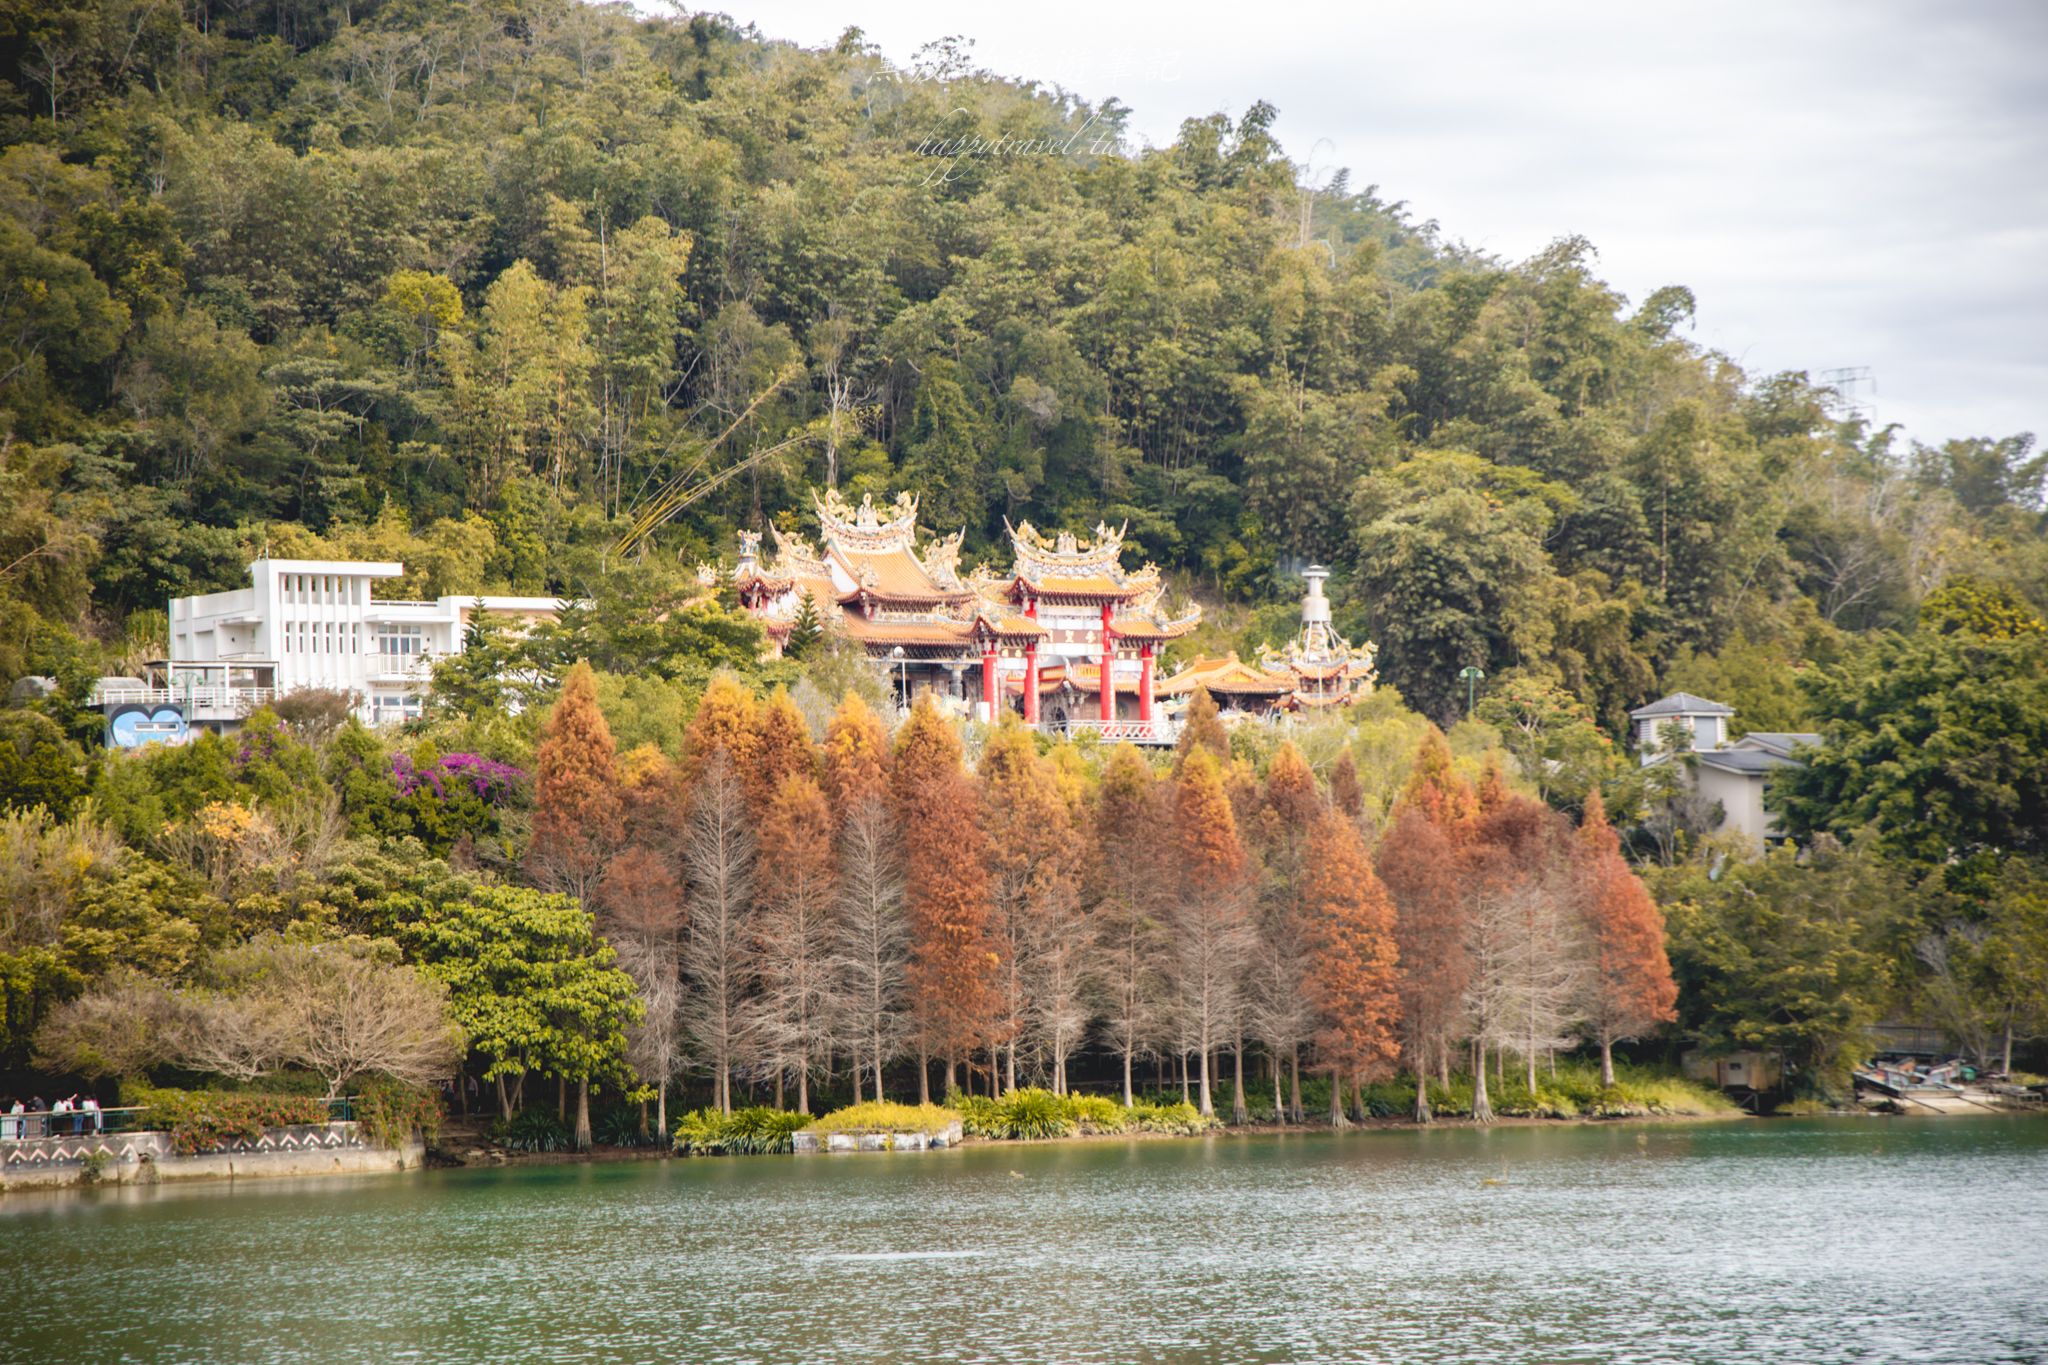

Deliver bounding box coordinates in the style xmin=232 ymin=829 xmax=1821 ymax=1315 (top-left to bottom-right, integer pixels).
xmin=368 ymin=653 xmax=434 ymax=681
xmin=91 ymin=682 xmax=277 ymax=720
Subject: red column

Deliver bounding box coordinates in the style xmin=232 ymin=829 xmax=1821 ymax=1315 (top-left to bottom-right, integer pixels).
xmin=982 ymin=643 xmax=999 ymax=723
xmin=1023 ymin=640 xmax=1040 ymax=724
xmin=1139 ymin=643 xmax=1155 ymax=727
xmin=1099 ymin=602 xmax=1115 ymax=724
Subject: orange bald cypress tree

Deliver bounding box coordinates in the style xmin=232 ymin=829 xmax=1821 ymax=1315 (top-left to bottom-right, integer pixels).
xmin=1577 ymin=788 xmax=1678 ymax=1084
xmin=1093 ymin=743 xmax=1167 ymax=1106
xmin=822 ymin=691 xmax=891 ymax=820
xmin=1328 ymin=751 xmax=1365 ymax=821
xmin=1376 ymin=729 xmax=1477 ymax=1122
xmin=1247 ymin=741 xmax=1320 ymax=1122
xmin=684 ymin=673 xmax=758 ymax=779
xmin=751 ymin=773 xmax=838 ymax=1113
xmin=1169 ymin=748 xmax=1253 ymax=1118
xmin=1301 ymin=809 xmax=1402 ymax=1127
xmin=979 ymin=720 xmax=1084 ymax=1093
xmin=892 ymin=697 xmax=997 ymax=1100
xmin=749 ymin=688 xmax=819 ymax=816
xmin=1174 ymin=684 xmax=1228 ymax=770
xmin=527 ymin=661 xmax=623 ymax=905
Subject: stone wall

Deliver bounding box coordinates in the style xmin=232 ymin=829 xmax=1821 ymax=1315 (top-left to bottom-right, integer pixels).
xmin=1 ymin=1122 xmax=422 ymax=1191
xmin=792 ymin=1120 xmax=965 ymax=1153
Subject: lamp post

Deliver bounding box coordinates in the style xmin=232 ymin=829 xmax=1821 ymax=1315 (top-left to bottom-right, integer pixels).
xmin=1458 ymin=665 xmax=1485 ymax=719
xmin=891 ymin=645 xmax=908 ymax=715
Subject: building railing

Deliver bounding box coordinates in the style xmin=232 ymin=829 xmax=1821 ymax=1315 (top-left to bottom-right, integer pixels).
xmin=90 ymin=684 xmax=278 ymax=711
xmin=1 ymin=1098 xmax=356 ymax=1141
xmin=369 ymin=652 xmax=433 ymax=680
xmin=1052 ymin=717 xmax=1179 ymax=745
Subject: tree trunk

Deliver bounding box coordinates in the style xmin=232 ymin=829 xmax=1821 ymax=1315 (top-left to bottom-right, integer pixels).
xmin=1230 ymin=1034 xmax=1247 ymax=1125
xmin=496 ymin=1074 xmax=512 ymax=1122
xmin=573 ymin=1079 xmax=591 ymax=1151
xmin=774 ymin=1070 xmax=784 ymax=1109
xmin=797 ymin=1059 xmax=809 ymax=1116
xmin=1122 ymin=1048 xmax=1134 ymax=1108
xmin=918 ymin=1047 xmax=931 ymax=1104
xmin=1600 ymin=1036 xmax=1616 ymax=1088
xmin=1005 ymin=1040 xmax=1016 ymax=1096
xmin=1472 ymin=1039 xmax=1494 ymax=1125
xmin=1329 ymin=1071 xmax=1347 ymax=1128
xmin=557 ymin=1074 xmax=566 ymax=1121
xmin=1272 ymin=1050 xmax=1285 ymax=1122
xmin=1289 ymin=1050 xmax=1303 ymax=1125
xmin=1179 ymin=1051 xmax=1190 ymax=1106
xmin=1197 ymin=1037 xmax=1214 ymax=1117
xmin=657 ymin=1079 xmax=667 ymax=1144
xmin=1413 ymin=1053 xmax=1432 ymax=1124
xmin=2004 ymin=1019 xmax=2014 ymax=1077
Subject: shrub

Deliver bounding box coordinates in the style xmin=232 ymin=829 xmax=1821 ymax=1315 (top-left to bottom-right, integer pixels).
xmin=671 ymin=1106 xmax=808 ymax=1155
xmin=1062 ymin=1093 xmax=1128 ymax=1133
xmin=491 ymin=1107 xmax=571 ymax=1152
xmin=1128 ymin=1099 xmax=1213 ymax=1135
xmin=947 ymin=1091 xmax=1000 ymax=1137
xmin=989 ymin=1088 xmax=1073 ymax=1140
xmin=809 ymin=1101 xmax=961 ymax=1136
xmin=128 ymin=1085 xmax=331 ymax=1155
xmin=594 ymin=1104 xmax=654 ymax=1147
xmin=353 ymin=1077 xmax=444 ymax=1149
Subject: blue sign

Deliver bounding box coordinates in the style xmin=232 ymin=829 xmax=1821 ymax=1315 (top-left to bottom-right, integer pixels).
xmin=106 ymin=704 xmax=188 ymax=748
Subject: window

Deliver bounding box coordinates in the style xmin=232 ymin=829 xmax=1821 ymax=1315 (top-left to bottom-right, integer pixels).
xmin=377 ymin=625 xmax=426 ymax=658
xmin=371 ymin=692 xmax=424 ymax=726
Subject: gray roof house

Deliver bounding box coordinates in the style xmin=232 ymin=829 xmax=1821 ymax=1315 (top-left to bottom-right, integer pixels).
xmin=1630 ymin=692 xmax=1819 ymax=843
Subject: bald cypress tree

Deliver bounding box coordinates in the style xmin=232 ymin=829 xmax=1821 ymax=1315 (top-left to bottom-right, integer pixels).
xmin=1301 ymin=810 xmax=1402 ymax=1127
xmin=527 ymin=660 xmax=623 ymax=906
xmin=751 ymin=773 xmax=838 ymax=1113
xmin=1093 ymin=743 xmax=1168 ymax=1106
xmin=1376 ymin=730 xmax=1477 ymax=1122
xmin=1577 ymin=788 xmax=1677 ymax=1084
xmin=893 ymin=697 xmax=997 ymax=1100
xmin=1169 ymin=748 xmax=1254 ymax=1118
xmin=822 ymin=690 xmax=891 ymax=822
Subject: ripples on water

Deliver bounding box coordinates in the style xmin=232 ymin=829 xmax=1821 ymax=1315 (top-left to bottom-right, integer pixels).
xmin=4 ymin=1117 xmax=2045 ymax=1364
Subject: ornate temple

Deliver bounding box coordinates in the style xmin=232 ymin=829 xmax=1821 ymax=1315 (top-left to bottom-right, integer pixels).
xmin=732 ymin=490 xmax=1202 ymax=740
xmin=1157 ymin=566 xmax=1377 ymax=716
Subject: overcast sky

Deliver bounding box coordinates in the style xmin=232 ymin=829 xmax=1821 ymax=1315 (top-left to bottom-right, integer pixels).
xmin=701 ymin=0 xmax=2046 ymax=450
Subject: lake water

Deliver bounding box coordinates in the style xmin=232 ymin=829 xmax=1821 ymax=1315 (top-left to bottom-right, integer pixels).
xmin=4 ymin=1117 xmax=2045 ymax=1364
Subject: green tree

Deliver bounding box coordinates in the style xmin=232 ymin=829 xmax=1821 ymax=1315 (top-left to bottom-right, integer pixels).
xmin=396 ymin=884 xmax=640 ymax=1149
xmin=1779 ymin=630 xmax=2048 ymax=865
xmin=0 ymin=710 xmax=88 ymax=819
xmin=1658 ymin=838 xmax=1901 ymax=1096
xmin=1350 ymin=450 xmax=1572 ymax=722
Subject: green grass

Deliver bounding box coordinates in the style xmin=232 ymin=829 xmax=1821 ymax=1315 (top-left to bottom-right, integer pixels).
xmin=807 ymin=1101 xmax=961 ymax=1136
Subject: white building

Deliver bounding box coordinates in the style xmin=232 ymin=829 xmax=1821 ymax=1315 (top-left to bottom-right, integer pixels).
xmin=94 ymin=559 xmax=568 ymax=738
xmin=1631 ymin=692 xmax=1819 ymax=842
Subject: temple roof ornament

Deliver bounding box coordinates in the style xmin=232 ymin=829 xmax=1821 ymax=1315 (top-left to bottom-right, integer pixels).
xmin=817 ymin=487 xmax=921 ymax=553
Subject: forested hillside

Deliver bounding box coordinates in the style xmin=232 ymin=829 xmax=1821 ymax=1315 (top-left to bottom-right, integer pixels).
xmin=4 ymin=0 xmax=2040 ymax=728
